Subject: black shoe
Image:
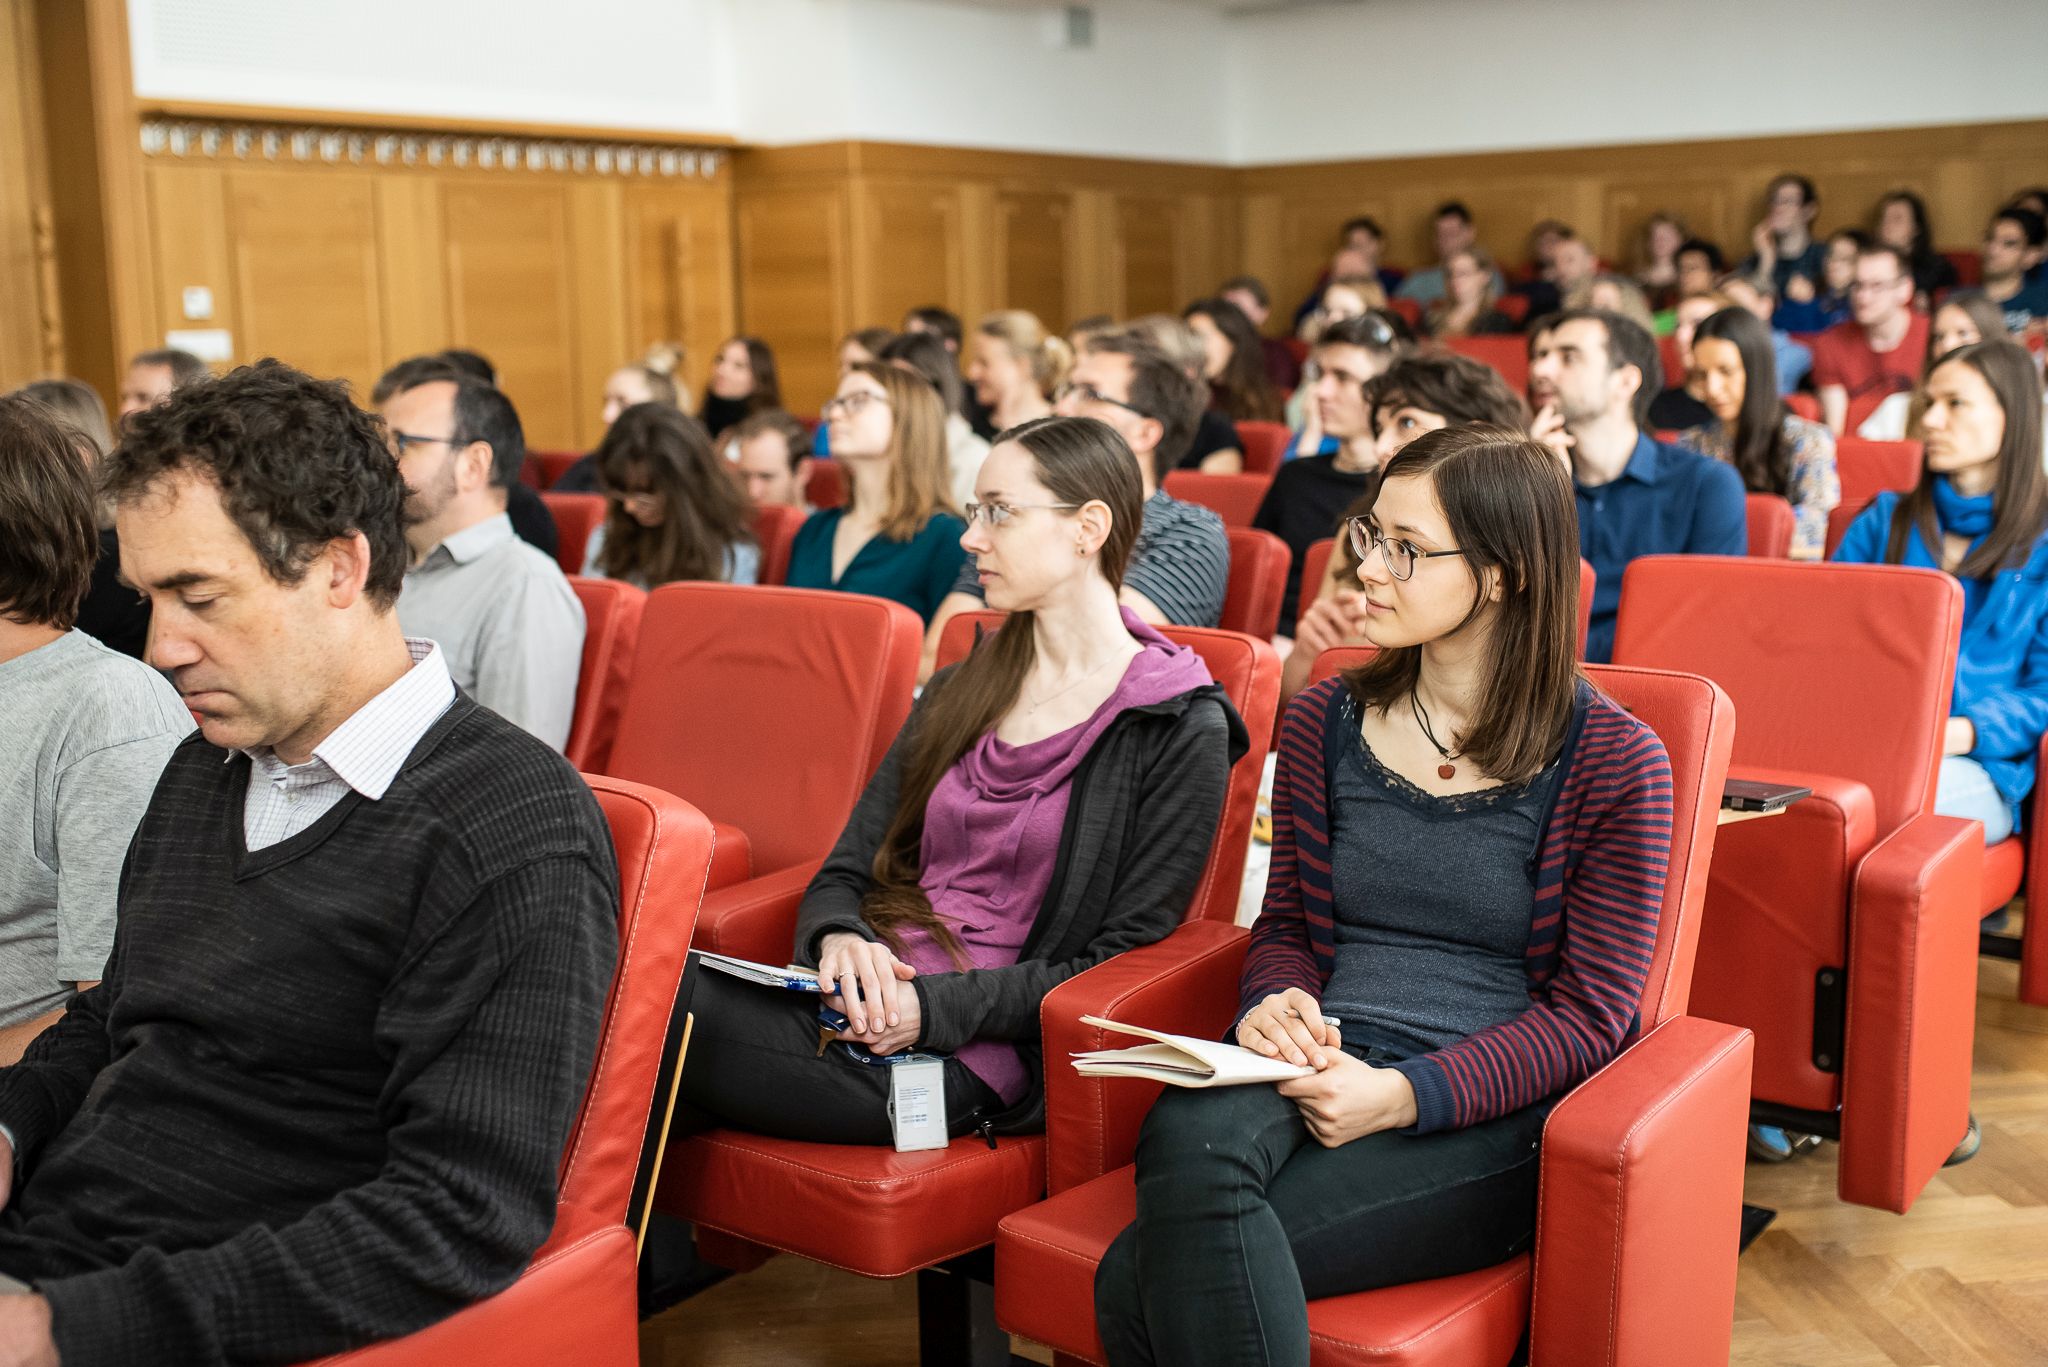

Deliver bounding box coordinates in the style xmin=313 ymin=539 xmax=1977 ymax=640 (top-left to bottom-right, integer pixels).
xmin=1944 ymin=1114 xmax=1982 ymax=1167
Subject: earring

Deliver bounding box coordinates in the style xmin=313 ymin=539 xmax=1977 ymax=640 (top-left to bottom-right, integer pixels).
xmin=1076 ymin=540 xmax=1088 ymax=556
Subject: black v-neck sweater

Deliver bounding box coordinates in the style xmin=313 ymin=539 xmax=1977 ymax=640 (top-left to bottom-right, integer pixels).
xmin=0 ymin=694 xmax=619 ymax=1365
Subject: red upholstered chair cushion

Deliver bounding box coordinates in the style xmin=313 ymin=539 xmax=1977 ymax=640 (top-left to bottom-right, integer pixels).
xmin=1443 ymin=334 xmax=1529 ymax=395
xmin=539 ymin=492 xmax=605 ymax=577
xmin=805 ymin=460 xmax=844 ymax=510
xmin=1221 ymin=528 xmax=1290 ymax=640
xmin=1299 ymin=536 xmax=1335 ymax=613
xmin=1161 ymin=471 xmax=1273 ymax=528
xmin=530 ymin=449 xmax=585 ymax=490
xmin=1236 ymin=420 xmax=1292 ymax=474
xmin=1834 ymin=437 xmax=1922 ymax=506
xmin=1786 ymin=392 xmax=1822 ymax=422
xmin=1825 ymin=497 xmax=1870 ymax=559
xmin=1745 ymin=493 xmax=1795 ymax=558
xmin=563 ymin=577 xmax=644 ymax=774
xmin=751 ymin=503 xmax=806 ymax=586
xmin=608 ymin=583 xmax=920 ymax=893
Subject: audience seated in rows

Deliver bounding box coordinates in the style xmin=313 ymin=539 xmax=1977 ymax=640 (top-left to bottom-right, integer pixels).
xmin=1184 ymin=296 xmax=1284 ymax=432
xmin=881 ymin=328 xmax=991 ymax=508
xmin=1421 ymin=247 xmax=1517 ymax=340
xmin=1395 ymin=201 xmax=1501 ymax=306
xmin=924 ymin=331 xmax=1230 ymax=678
xmin=1285 ymin=303 xmax=1412 ymax=435
xmin=585 ymin=403 xmax=759 ymax=588
xmin=0 ymin=361 xmax=619 ymax=1364
xmin=371 ymin=355 xmax=559 ymax=559
xmin=1290 ymin=215 xmax=1406 ymax=331
xmin=787 ymin=361 xmax=968 ymax=623
xmin=380 ymin=365 xmax=585 ymax=751
xmin=0 ymin=397 xmax=189 ymax=1067
xmin=1679 ymin=307 xmax=1841 ymax=558
xmin=967 ymin=310 xmax=1068 ymax=440
xmin=675 ymin=415 xmax=1245 ymax=1144
xmin=700 ymin=336 xmax=780 ymax=439
xmin=1983 ymin=206 xmax=2048 ymax=336
xmin=1648 ymin=291 xmax=1728 ymax=431
xmin=1719 ymin=275 xmax=1814 ymax=393
xmin=1856 ymin=291 xmax=2011 ymax=442
xmin=903 ymin=304 xmax=996 ymax=435
xmin=1813 ymin=242 xmax=1931 ymax=435
xmin=1219 ymin=274 xmax=1303 ymax=393
xmin=7 ymin=379 xmax=150 ymax=661
xmin=1740 ymin=173 xmax=1828 ymax=296
xmin=1130 ymin=313 xmax=1246 ymax=473
xmin=1529 ymin=308 xmax=1747 ymax=661
xmin=1284 ymin=352 xmax=1527 ymax=699
xmin=1773 ymin=228 xmax=1864 ymax=334
xmin=730 ymin=408 xmax=815 ymax=511
xmin=1832 ymin=339 xmax=2048 ymax=846
xmin=1253 ymin=315 xmax=1406 ymax=638
xmin=550 ymin=342 xmax=687 ymax=494
xmin=1099 ymin=426 xmax=1677 ymax=1366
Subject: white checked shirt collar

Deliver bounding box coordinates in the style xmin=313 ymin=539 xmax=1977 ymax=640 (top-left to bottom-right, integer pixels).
xmin=238 ymin=638 xmax=455 ymax=802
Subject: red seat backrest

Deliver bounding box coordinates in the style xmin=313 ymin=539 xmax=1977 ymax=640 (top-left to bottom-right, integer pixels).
xmin=562 ymin=776 xmax=715 ymax=1220
xmin=1161 ymin=471 xmax=1273 ymax=528
xmin=565 ymin=576 xmax=646 ymax=774
xmin=1786 ymin=392 xmax=1822 ymax=422
xmin=608 ymin=584 xmax=921 ymax=876
xmin=1221 ymin=528 xmax=1290 ymax=639
xmin=1658 ymin=334 xmax=1684 ymax=390
xmin=541 ymin=492 xmax=606 ymax=577
xmin=1444 ymin=334 xmax=1530 ymax=394
xmin=1299 ymin=537 xmax=1335 ymax=612
xmin=805 ymin=461 xmax=845 ymax=510
xmin=531 ymin=449 xmax=585 ymax=490
xmin=1834 ymin=438 xmax=1921 ymax=506
xmin=751 ymin=503 xmax=806 ymax=586
xmin=1391 ymin=297 xmax=1423 ymax=330
xmin=1613 ymin=556 xmax=1962 ymax=837
xmin=1942 ymin=250 xmax=1981 ymax=288
xmin=1495 ymin=293 xmax=1530 ymax=326
xmin=936 ymin=618 xmax=1280 ymax=927
xmin=1577 ymin=557 xmax=1595 ymax=658
xmin=1825 ymin=498 xmax=1870 ymax=559
xmin=1235 ymin=421 xmax=1291 ymax=475
xmin=1744 ymin=493 xmax=1795 ymax=558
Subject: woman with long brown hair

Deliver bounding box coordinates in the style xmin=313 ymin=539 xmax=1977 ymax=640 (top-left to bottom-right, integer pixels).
xmin=584 ymin=403 xmax=758 ymax=586
xmin=676 ymin=415 xmax=1244 ymax=1143
xmin=1184 ymin=296 xmax=1283 ymax=424
xmin=1099 ymin=426 xmax=1677 ymax=1366
xmin=785 ymin=360 xmax=969 ymax=620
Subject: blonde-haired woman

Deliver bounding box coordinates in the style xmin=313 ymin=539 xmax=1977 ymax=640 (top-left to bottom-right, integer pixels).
xmin=786 ymin=361 xmax=970 ymax=621
xmin=554 ymin=342 xmax=687 ymax=494
xmin=968 ymin=311 xmax=1072 ymax=434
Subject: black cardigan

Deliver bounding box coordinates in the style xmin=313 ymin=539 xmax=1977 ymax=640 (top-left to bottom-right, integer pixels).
xmin=794 ymin=665 xmax=1248 ymax=1131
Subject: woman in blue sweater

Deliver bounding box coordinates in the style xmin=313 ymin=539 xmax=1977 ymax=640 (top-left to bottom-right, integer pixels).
xmin=1833 ymin=339 xmax=2048 ymax=846
xmin=1096 ymin=426 xmax=1677 ymax=1367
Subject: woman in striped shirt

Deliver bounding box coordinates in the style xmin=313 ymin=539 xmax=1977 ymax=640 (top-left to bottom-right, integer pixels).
xmin=1096 ymin=426 xmax=1677 ymax=1367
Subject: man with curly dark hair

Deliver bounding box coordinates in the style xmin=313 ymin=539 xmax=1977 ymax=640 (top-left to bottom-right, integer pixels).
xmin=0 ymin=361 xmax=619 ymax=1366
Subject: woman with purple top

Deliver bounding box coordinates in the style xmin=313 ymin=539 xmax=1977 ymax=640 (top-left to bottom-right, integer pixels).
xmin=675 ymin=415 xmax=1246 ymax=1142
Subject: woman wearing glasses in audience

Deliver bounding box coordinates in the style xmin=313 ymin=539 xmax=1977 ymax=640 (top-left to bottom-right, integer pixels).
xmin=1834 ymin=339 xmax=2048 ymax=851
xmin=967 ymin=311 xmax=1071 ymax=437
xmin=699 ymin=336 xmax=781 ymax=439
xmin=584 ymin=403 xmax=758 ymax=588
xmin=1097 ymin=425 xmax=1675 ymax=1367
xmin=1679 ymin=308 xmax=1840 ymax=559
xmin=785 ymin=362 xmax=969 ymax=621
xmin=1856 ymin=292 xmax=2013 ymax=442
xmin=676 ymin=415 xmax=1245 ymax=1146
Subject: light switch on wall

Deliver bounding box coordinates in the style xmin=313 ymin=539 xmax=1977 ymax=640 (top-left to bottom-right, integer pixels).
xmin=181 ymin=286 xmax=213 ymax=320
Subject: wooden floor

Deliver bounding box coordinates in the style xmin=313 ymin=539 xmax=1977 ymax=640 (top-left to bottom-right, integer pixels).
xmin=641 ymin=958 xmax=2048 ymax=1367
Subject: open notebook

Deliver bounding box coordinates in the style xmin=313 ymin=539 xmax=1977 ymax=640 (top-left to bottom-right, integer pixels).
xmin=690 ymin=950 xmax=821 ymax=992
xmin=1070 ymin=1016 xmax=1315 ymax=1088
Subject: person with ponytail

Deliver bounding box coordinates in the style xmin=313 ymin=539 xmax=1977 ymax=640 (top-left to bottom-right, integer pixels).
xmin=1679 ymin=307 xmax=1839 ymax=559
xmin=550 ymin=343 xmax=687 ymax=493
xmin=1098 ymin=426 xmax=1676 ymax=1366
xmin=674 ymin=416 xmax=1245 ymax=1142
xmin=1834 ymin=339 xmax=2048 ymax=847
xmin=967 ymin=311 xmax=1071 ymax=435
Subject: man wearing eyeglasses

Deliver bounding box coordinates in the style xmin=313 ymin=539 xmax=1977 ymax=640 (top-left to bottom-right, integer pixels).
xmin=1811 ymin=242 xmax=1929 ymax=435
xmin=380 ymin=373 xmax=584 ymax=752
xmin=917 ymin=331 xmax=1228 ymax=682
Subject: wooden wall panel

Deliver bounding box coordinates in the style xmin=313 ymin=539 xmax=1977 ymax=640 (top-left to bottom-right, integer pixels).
xmin=993 ymin=188 xmax=1072 ymax=333
xmin=441 ymin=182 xmax=579 ymax=445
xmin=225 ymin=169 xmax=383 ymax=389
xmin=737 ymin=185 xmax=848 ymax=415
xmin=0 ymin=0 xmax=57 ymax=386
xmin=1115 ymin=195 xmax=1181 ymax=320
xmin=851 ymin=179 xmax=963 ymax=334
xmin=623 ymin=182 xmax=737 ymax=419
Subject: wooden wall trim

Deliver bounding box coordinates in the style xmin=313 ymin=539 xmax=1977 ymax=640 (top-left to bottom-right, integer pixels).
xmin=139 ymin=99 xmax=740 ymax=148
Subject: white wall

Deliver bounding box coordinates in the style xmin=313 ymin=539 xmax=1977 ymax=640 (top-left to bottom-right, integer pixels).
xmin=1223 ymin=0 xmax=2048 ymax=164
xmin=128 ymin=0 xmax=2048 ymax=164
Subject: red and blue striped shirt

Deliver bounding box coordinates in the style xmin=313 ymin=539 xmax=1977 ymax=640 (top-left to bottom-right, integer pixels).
xmin=1239 ymin=676 xmax=1675 ymax=1133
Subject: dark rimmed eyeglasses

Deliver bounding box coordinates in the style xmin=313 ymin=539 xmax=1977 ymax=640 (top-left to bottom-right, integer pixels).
xmin=1345 ymin=516 xmax=1471 ymax=581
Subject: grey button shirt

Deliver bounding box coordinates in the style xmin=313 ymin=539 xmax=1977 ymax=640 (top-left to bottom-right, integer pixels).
xmin=397 ymin=513 xmax=584 ymax=752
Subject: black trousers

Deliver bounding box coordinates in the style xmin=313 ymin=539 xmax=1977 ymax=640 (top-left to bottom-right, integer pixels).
xmin=673 ymin=969 xmax=1002 ymax=1145
xmin=1094 ymin=1050 xmax=1547 ymax=1367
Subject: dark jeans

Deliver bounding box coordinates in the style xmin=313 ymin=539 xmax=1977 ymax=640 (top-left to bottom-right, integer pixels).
xmin=673 ymin=968 xmax=1001 ymax=1144
xmin=1095 ymin=1052 xmax=1547 ymax=1367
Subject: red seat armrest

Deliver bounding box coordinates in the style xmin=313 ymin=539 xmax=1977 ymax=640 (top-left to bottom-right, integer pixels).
xmin=1840 ymin=812 xmax=1982 ymax=1212
xmin=1531 ymin=1017 xmax=1754 ymax=1367
xmin=1038 ymin=921 xmax=1249 ymax=1195
xmin=693 ymin=860 xmax=823 ymax=962
xmin=298 ymin=1207 xmax=637 ymax=1367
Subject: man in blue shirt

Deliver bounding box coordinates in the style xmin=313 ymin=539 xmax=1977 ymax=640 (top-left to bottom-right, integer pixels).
xmin=1527 ymin=309 xmax=1747 ymax=662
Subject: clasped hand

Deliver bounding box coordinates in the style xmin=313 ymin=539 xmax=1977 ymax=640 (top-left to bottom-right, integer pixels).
xmin=0 ymin=1135 xmax=58 ymax=1367
xmin=1238 ymin=989 xmax=1419 ymax=1147
xmin=816 ymin=932 xmax=921 ymax=1056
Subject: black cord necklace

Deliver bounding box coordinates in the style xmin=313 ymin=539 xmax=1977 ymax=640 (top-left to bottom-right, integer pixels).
xmin=1409 ymin=689 xmax=1459 ymax=780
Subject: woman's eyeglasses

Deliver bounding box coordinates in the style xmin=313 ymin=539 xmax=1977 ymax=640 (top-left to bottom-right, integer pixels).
xmin=1345 ymin=517 xmax=1471 ymax=581
xmin=821 ymin=390 xmax=890 ymax=420
xmin=962 ymin=501 xmax=1081 ymax=529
